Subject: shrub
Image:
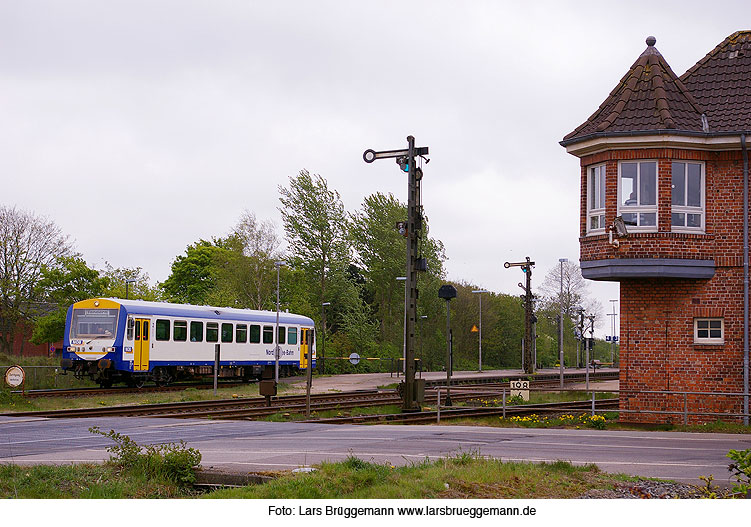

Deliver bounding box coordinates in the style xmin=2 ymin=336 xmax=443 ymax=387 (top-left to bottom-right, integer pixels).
xmin=90 ymin=427 xmax=201 ymax=485
xmin=727 ymin=448 xmax=751 ymax=495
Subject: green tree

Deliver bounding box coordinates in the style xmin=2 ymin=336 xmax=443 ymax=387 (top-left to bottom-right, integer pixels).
xmin=103 ymin=262 xmax=161 ymax=301
xmin=30 ymin=256 xmax=110 ymax=345
xmin=278 ymin=170 xmax=350 ymax=347
xmin=161 ymin=239 xmax=235 ymax=305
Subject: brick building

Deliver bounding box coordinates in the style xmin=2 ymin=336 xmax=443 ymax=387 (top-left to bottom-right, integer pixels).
xmin=561 ymin=33 xmax=751 ymax=423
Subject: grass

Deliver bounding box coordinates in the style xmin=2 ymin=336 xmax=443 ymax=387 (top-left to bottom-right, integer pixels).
xmin=0 ymin=381 xmax=295 ymax=414
xmin=0 ymin=463 xmax=199 ymax=498
xmin=205 ymin=452 xmax=638 ymax=499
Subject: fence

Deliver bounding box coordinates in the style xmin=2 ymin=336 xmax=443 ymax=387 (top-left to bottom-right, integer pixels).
xmin=1 ymin=365 xmax=95 ymax=391
xmin=431 ymin=385 xmax=750 ymax=425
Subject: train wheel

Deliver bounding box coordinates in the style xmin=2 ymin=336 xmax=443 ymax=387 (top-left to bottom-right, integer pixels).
xmin=154 ymin=367 xmax=174 ymax=387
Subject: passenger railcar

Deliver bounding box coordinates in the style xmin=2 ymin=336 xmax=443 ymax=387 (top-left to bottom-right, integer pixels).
xmin=60 ymin=298 xmax=316 ymax=387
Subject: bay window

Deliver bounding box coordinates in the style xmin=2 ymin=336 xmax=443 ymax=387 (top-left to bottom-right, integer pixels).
xmin=671 ymin=161 xmax=704 ymax=231
xmin=587 ymin=164 xmax=606 ymax=233
xmin=619 ymin=161 xmax=657 ymax=230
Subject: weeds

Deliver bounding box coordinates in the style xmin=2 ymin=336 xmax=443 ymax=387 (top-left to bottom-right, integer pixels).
xmin=727 ymin=448 xmax=751 ymax=495
xmin=89 ymin=426 xmax=201 ymax=485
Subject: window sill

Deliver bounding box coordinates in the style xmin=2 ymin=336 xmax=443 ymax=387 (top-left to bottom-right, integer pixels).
xmin=693 ymin=343 xmax=724 ymax=350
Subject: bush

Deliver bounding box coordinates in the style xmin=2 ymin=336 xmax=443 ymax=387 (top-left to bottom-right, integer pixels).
xmin=90 ymin=427 xmax=201 ymax=485
xmin=727 ymin=448 xmax=751 ymax=495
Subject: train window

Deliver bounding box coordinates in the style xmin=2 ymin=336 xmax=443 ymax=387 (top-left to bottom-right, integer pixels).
xmin=262 ymin=326 xmax=273 ymax=344
xmin=127 ymin=318 xmax=134 ymax=340
xmin=287 ymin=327 xmax=297 ymax=345
xmin=174 ymin=320 xmax=187 ymax=341
xmin=155 ymin=319 xmax=170 ymax=341
xmin=207 ymin=322 xmax=219 ymax=342
xmin=142 ymin=321 xmax=149 ymax=341
xmin=277 ymin=326 xmax=286 ymax=345
xmin=221 ymin=323 xmax=233 ymax=343
xmin=249 ymin=324 xmax=261 ymax=343
xmin=190 ymin=321 xmax=203 ymax=342
xmin=236 ymin=324 xmax=247 ymax=343
xmin=135 ymin=320 xmax=141 ymax=341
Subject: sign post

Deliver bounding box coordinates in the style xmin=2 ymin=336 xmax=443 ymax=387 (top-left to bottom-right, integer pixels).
xmin=4 ymin=366 xmax=25 ymax=395
xmin=364 ymin=136 xmax=429 ymax=412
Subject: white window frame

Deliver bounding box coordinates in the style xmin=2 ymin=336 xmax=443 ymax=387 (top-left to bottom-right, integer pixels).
xmin=587 ymin=164 xmax=607 ymax=234
xmin=671 ymin=161 xmax=705 ymax=233
xmin=618 ymin=160 xmax=659 ymax=232
xmin=694 ymin=318 xmax=724 ymax=345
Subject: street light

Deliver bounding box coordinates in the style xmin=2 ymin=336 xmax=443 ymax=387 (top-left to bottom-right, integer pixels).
xmin=321 ymin=302 xmax=330 ymax=374
xmin=439 ymin=284 xmax=457 ymax=405
xmin=471 ymin=290 xmax=489 ymax=371
xmin=558 ymin=258 xmax=568 ymax=388
xmin=125 ymin=279 xmax=137 ymax=300
xmin=274 ymin=261 xmax=285 ymax=383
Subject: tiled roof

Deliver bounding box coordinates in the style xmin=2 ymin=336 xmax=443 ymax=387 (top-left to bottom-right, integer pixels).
xmin=679 ymin=31 xmax=751 ymax=132
xmin=563 ymin=37 xmax=706 ymax=143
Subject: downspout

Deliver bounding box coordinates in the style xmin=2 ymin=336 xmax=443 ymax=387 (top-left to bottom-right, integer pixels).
xmin=743 ymin=132 xmax=749 ymax=426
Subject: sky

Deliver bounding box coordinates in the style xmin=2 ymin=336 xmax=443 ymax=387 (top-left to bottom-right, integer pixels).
xmin=2 ymin=1 xmax=747 ymax=336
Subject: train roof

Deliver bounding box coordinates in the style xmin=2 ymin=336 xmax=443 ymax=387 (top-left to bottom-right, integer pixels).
xmin=75 ymin=298 xmax=314 ymax=326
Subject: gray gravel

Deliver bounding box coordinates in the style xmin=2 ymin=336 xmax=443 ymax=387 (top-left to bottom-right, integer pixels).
xmin=581 ymin=480 xmax=734 ymax=499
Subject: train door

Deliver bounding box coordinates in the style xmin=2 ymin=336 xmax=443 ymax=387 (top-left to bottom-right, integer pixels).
xmin=300 ymin=328 xmax=309 ymax=369
xmin=134 ymin=318 xmax=151 ymax=371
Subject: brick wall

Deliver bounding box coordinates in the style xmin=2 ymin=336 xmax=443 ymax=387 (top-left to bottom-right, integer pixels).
xmin=578 ymin=146 xmax=747 ymax=423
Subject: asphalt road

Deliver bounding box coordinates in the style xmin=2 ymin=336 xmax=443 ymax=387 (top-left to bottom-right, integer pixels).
xmin=2 ymin=415 xmax=749 ymax=485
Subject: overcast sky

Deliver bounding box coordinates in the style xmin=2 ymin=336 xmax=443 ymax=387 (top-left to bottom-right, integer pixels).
xmin=2 ymin=1 xmax=747 ymax=334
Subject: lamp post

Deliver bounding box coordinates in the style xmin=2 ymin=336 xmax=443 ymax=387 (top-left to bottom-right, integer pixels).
xmin=274 ymin=261 xmax=285 ymax=383
xmin=125 ymin=279 xmax=136 ymax=300
xmin=439 ymin=284 xmax=457 ymax=406
xmin=471 ymin=290 xmax=489 ymax=371
xmin=558 ymin=258 xmax=568 ymax=388
xmin=321 ymin=302 xmax=330 ymax=374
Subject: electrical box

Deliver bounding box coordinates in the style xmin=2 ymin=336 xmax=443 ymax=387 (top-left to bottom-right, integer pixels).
xmin=259 ymin=380 xmax=277 ymax=397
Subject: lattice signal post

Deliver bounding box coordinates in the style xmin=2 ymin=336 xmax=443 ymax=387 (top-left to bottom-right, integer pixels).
xmin=505 ymin=257 xmax=536 ymax=374
xmin=364 ymin=136 xmax=429 ymax=412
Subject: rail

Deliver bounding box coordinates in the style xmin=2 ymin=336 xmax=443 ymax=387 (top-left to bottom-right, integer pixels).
xmin=433 ymin=385 xmax=750 ymax=425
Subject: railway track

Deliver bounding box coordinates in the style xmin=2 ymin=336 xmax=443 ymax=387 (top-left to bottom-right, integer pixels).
xmin=0 ymin=383 xmax=617 ymax=421
xmin=307 ymin=398 xmax=621 ymax=425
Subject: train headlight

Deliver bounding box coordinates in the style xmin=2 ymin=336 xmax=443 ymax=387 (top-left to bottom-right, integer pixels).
xmin=106 ymin=347 xmax=115 ymax=352
xmin=67 ymin=347 xmax=74 ymax=352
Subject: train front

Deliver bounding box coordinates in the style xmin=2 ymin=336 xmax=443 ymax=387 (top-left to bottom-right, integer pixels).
xmin=60 ymin=298 xmax=125 ymax=386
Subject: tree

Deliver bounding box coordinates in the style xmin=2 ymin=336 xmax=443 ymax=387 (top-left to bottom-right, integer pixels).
xmin=278 ymin=170 xmax=350 ymax=335
xmin=161 ymin=239 xmax=235 ymax=305
xmin=103 ymin=262 xmax=161 ymax=301
xmin=30 ymin=255 xmax=110 ymax=345
xmin=539 ymin=261 xmax=602 ymax=322
xmin=230 ymin=211 xmax=282 ymax=310
xmin=0 ymin=206 xmax=72 ymax=355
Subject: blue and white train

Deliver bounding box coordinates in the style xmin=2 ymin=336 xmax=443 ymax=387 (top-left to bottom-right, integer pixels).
xmin=60 ymin=298 xmax=316 ymax=387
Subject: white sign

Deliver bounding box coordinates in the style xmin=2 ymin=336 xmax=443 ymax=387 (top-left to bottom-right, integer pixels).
xmin=4 ymin=366 xmax=25 ymax=388
xmin=349 ymin=353 xmax=360 ymax=365
xmin=510 ymin=379 xmax=530 ymax=401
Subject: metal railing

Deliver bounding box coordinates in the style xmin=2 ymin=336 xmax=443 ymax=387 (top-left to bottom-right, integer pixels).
xmin=432 ymin=385 xmax=750 ymax=425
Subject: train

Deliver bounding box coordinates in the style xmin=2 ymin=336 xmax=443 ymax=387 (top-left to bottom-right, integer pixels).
xmin=59 ymin=298 xmax=316 ymax=387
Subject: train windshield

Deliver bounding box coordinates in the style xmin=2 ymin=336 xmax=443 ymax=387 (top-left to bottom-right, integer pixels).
xmin=70 ymin=309 xmax=119 ymax=339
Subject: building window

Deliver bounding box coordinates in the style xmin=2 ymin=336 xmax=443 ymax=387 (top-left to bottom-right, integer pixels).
xmin=619 ymin=161 xmax=657 ymax=230
xmin=672 ymin=161 xmax=704 ymax=231
xmin=587 ymin=164 xmax=607 ymax=233
xmin=694 ymin=318 xmax=723 ymax=344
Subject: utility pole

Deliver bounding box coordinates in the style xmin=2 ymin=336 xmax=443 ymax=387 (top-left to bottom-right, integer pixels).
xmin=505 ymin=257 xmax=535 ymax=374
xmin=364 ymin=136 xmax=429 ymax=412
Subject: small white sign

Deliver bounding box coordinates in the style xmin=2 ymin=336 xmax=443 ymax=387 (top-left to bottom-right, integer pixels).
xmin=510 ymin=379 xmax=530 ymax=401
xmin=4 ymin=366 xmax=25 ymax=388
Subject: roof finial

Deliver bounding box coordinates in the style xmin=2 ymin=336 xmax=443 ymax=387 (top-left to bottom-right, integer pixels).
xmin=646 ymin=36 xmax=656 ymax=47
